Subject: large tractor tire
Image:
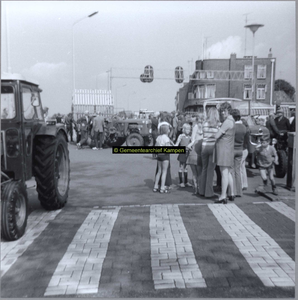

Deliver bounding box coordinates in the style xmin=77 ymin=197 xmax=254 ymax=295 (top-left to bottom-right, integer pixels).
xmin=275 ymin=150 xmax=287 ymax=178
xmin=126 ymin=133 xmax=144 ymax=146
xmin=34 ymin=133 xmax=70 ymax=210
xmin=1 ymin=181 xmax=28 ymax=241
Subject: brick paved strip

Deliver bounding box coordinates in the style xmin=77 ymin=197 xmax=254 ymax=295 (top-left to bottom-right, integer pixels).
xmin=44 ymin=208 xmax=120 ymax=296
xmin=1 ymin=209 xmax=61 ymax=277
xmin=266 ymin=202 xmax=295 ymax=222
xmin=150 ymin=205 xmax=206 ymax=289
xmin=208 ymin=204 xmax=295 ymax=287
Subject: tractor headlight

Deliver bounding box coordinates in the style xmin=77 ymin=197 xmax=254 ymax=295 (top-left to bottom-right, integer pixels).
xmin=6 ymin=129 xmax=20 ymax=157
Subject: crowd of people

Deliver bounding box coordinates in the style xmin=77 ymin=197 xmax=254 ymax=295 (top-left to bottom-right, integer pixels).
xmin=151 ymin=103 xmax=296 ymax=203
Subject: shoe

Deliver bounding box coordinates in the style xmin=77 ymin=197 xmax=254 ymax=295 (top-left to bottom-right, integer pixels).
xmin=228 ymin=195 xmax=235 ymax=201
xmin=185 ymin=182 xmax=193 ymax=187
xmin=77 ymin=143 xmax=82 ymax=150
xmin=242 ymin=187 xmax=247 ymax=191
xmin=153 ymin=188 xmax=159 ymax=192
xmin=180 ymin=183 xmax=185 ymax=188
xmin=99 ymin=148 xmax=103 ymax=150
xmin=160 ymin=188 xmax=170 ymax=194
xmin=272 ymin=188 xmax=278 ymax=195
xmin=214 ymin=198 xmax=227 ymax=204
xmin=92 ymin=147 xmax=98 ymax=150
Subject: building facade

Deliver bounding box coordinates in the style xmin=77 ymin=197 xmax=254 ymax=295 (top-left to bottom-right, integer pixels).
xmin=177 ymin=52 xmax=276 ymax=114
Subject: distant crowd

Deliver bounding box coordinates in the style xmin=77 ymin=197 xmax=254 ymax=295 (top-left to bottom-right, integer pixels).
xmin=47 ymin=106 xmax=296 ymax=201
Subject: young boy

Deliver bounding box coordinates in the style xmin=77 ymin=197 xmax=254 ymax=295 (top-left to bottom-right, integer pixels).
xmin=255 ymin=137 xmax=279 ymax=195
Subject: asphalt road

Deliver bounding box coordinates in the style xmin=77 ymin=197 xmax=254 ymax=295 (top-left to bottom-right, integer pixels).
xmin=1 ymin=143 xmax=295 ymax=298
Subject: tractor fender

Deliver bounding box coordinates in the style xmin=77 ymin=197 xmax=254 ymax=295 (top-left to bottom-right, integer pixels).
xmin=36 ymin=123 xmax=68 ymax=142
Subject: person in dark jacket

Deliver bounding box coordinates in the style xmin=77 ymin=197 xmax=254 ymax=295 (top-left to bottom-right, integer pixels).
xmin=289 ymin=110 xmax=296 ymax=132
xmin=77 ymin=111 xmax=91 ymax=149
xmin=274 ymin=108 xmax=290 ymax=132
xmin=266 ymin=111 xmax=280 ymax=139
xmin=65 ymin=113 xmax=74 ymax=142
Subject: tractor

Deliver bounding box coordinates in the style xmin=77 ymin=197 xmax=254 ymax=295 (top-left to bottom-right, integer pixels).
xmin=1 ymin=73 xmax=70 ymax=241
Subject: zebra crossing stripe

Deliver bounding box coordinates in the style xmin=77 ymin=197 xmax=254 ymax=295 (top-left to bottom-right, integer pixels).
xmin=150 ymin=204 xmax=206 ymax=289
xmin=208 ymin=204 xmax=295 ymax=287
xmin=266 ymin=202 xmax=296 ymax=222
xmin=1 ymin=209 xmax=61 ymax=277
xmin=44 ymin=208 xmax=120 ymax=296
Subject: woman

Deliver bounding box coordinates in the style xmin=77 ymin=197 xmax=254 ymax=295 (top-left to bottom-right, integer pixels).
xmin=214 ymin=102 xmax=235 ymax=204
xmin=200 ymin=107 xmax=221 ymax=198
xmin=186 ymin=113 xmax=204 ymax=195
xmin=240 ymin=118 xmax=249 ymax=190
xmin=230 ymin=109 xmax=247 ymax=198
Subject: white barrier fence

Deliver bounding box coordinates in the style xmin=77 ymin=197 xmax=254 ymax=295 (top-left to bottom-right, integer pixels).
xmin=73 ymin=89 xmax=114 ymax=120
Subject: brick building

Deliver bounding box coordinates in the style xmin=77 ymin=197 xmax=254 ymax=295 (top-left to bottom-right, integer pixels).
xmin=176 ymin=51 xmax=276 ymax=114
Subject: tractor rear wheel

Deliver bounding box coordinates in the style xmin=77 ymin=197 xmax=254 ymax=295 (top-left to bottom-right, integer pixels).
xmin=34 ymin=133 xmax=70 ymax=210
xmin=1 ymin=181 xmax=28 ymax=241
xmin=275 ymin=150 xmax=287 ymax=178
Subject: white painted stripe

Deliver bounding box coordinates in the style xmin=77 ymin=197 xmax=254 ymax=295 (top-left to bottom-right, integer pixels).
xmin=266 ymin=202 xmax=296 ymax=222
xmin=208 ymin=204 xmax=295 ymax=287
xmin=150 ymin=204 xmax=206 ymax=289
xmin=1 ymin=209 xmax=61 ymax=277
xmin=44 ymin=208 xmax=120 ymax=296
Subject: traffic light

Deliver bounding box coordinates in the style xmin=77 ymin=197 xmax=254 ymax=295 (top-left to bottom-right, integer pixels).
xmin=175 ymin=66 xmax=184 ymax=83
xmin=140 ymin=65 xmax=154 ymax=83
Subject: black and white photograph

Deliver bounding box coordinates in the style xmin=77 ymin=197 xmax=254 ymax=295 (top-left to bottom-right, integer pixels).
xmin=1 ymin=1 xmax=296 ymax=298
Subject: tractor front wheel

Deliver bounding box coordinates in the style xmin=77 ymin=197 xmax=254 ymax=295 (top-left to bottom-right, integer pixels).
xmin=1 ymin=181 xmax=28 ymax=241
xmin=126 ymin=133 xmax=144 ymax=146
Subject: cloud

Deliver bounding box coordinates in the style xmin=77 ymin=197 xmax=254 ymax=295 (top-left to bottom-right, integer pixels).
xmin=22 ymin=62 xmax=68 ymax=80
xmin=203 ymin=36 xmax=242 ymax=59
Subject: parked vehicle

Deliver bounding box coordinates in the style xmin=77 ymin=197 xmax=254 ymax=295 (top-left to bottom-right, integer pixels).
xmin=1 ymin=73 xmax=70 ymax=241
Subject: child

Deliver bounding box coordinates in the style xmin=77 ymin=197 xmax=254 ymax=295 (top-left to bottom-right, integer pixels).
xmin=175 ymin=123 xmax=192 ymax=187
xmin=153 ymin=124 xmax=173 ymax=193
xmin=255 ymin=137 xmax=279 ymax=195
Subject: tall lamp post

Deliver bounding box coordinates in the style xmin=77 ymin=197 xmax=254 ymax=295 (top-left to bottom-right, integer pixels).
xmin=72 ymin=11 xmax=98 ymax=114
xmin=245 ymin=23 xmax=264 ymax=115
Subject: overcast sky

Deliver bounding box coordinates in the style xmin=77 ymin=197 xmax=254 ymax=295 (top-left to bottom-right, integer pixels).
xmin=1 ymin=1 xmax=296 ymax=115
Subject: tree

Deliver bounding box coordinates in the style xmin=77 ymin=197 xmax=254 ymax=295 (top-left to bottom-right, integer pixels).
xmin=274 ymin=79 xmax=296 ymax=100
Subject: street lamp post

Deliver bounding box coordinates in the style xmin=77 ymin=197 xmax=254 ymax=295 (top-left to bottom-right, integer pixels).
xmin=245 ymin=23 xmax=264 ymax=115
xmin=72 ymin=11 xmax=98 ymax=114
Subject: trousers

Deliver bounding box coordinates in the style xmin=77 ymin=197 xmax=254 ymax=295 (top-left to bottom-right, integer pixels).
xmin=200 ymin=144 xmax=216 ymax=197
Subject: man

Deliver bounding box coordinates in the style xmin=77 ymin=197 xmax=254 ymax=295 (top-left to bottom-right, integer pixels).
xmin=289 ymin=110 xmax=296 ymax=132
xmin=65 ymin=113 xmax=74 ymax=142
xmin=151 ymin=111 xmax=159 ymax=146
xmin=172 ymin=112 xmax=178 ymax=142
xmin=77 ymin=110 xmax=90 ymax=149
xmin=266 ymin=111 xmax=280 ymax=140
xmin=91 ymin=112 xmax=105 ymax=150
xmin=274 ymin=107 xmax=290 ymax=132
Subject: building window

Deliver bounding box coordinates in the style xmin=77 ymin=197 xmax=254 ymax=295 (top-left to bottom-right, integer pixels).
xmin=257 ymin=84 xmax=266 ymax=99
xmin=207 ymin=71 xmax=214 ymax=79
xmin=244 ymin=65 xmax=252 ymax=79
xmin=199 ymin=71 xmax=206 ymax=79
xmin=257 ymin=65 xmax=266 ymax=79
xmin=194 ymin=85 xmax=205 ymax=99
xmin=206 ymin=84 xmax=216 ymax=98
xmin=243 ymin=84 xmax=252 ymax=99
